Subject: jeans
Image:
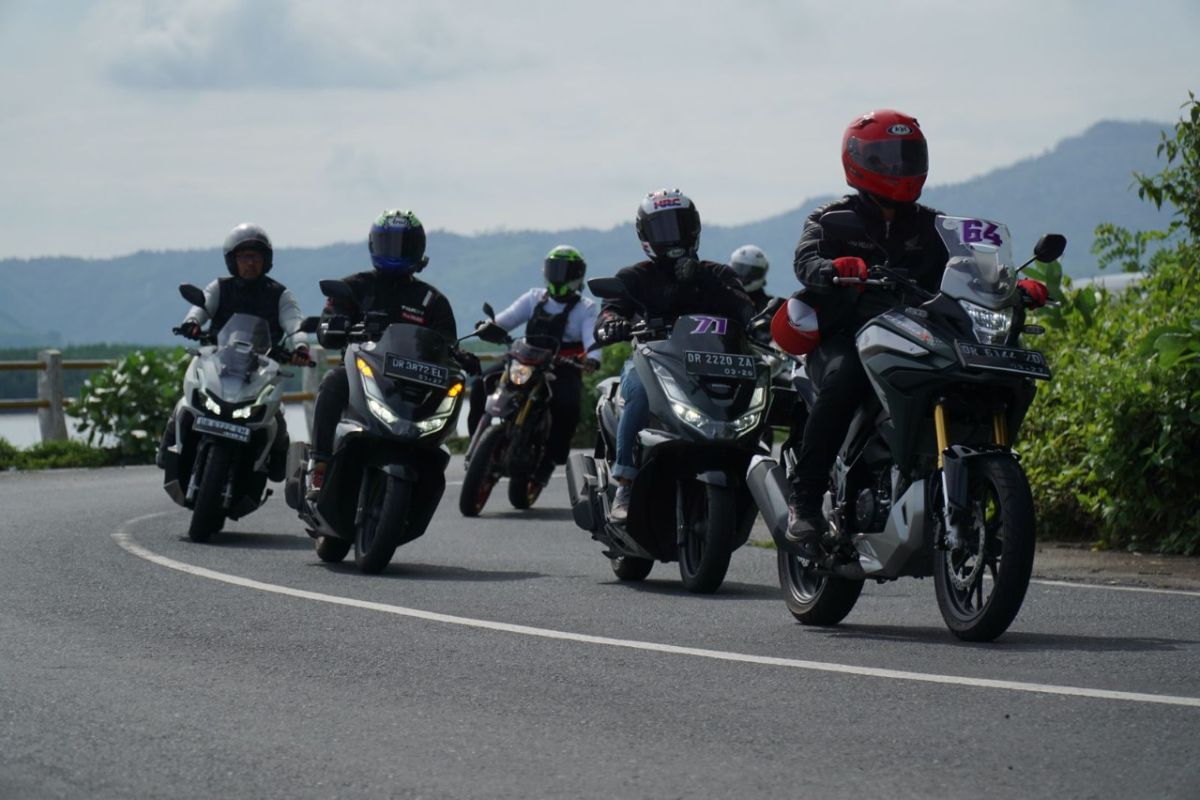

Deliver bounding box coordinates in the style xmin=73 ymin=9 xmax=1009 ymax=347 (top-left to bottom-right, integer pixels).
xmin=613 ymin=359 xmax=649 ymax=481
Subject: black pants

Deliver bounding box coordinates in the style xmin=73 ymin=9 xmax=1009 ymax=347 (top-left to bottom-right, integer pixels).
xmin=791 ymin=333 xmax=872 ymax=492
xmin=311 ymin=366 xmax=350 ymax=460
xmin=467 ymin=364 xmax=582 ymax=466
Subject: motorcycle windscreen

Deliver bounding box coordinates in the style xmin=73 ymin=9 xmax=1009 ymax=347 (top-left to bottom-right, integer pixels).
xmin=647 ymin=314 xmax=760 ymax=421
xmin=935 ymin=215 xmax=1020 ymax=309
xmin=369 ymin=323 xmax=460 ymax=419
xmin=510 ymin=336 xmax=557 ymax=366
xmin=216 ymin=314 xmax=273 ymax=391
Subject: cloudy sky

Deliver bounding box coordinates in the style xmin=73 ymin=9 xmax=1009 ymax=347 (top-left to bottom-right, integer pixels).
xmin=2 ymin=0 xmax=1197 ymax=259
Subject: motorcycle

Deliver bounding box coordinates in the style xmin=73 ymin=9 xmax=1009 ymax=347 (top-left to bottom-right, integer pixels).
xmin=747 ymin=212 xmax=1066 ymax=641
xmin=565 ymin=277 xmax=771 ymax=593
xmin=285 ymin=279 xmax=472 ymax=574
xmin=161 ymin=283 xmax=307 ymax=542
xmin=459 ymin=304 xmax=584 ymax=516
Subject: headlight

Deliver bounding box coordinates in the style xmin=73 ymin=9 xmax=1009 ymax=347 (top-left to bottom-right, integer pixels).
xmin=415 ymin=416 xmax=449 ymax=434
xmin=508 ymin=362 xmax=534 ymax=385
xmin=959 ymin=300 xmax=1013 ymax=345
xmin=203 ymin=394 xmax=222 ymax=415
xmin=366 ymin=395 xmax=399 ymax=424
xmin=670 ymin=402 xmax=708 ymax=428
xmin=231 ymin=405 xmax=254 ymax=420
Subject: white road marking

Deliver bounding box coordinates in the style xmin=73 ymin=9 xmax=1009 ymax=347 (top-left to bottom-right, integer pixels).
xmin=1032 ymin=579 xmax=1200 ymax=598
xmin=114 ymin=514 xmax=1200 ymax=710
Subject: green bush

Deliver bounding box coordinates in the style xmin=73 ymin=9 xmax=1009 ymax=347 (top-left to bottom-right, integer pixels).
xmin=18 ymin=440 xmax=115 ymax=470
xmin=0 ymin=436 xmax=20 ymax=470
xmin=69 ymin=348 xmax=189 ymax=463
xmin=1019 ymin=94 xmax=1200 ymax=555
xmin=573 ymin=342 xmax=631 ymax=447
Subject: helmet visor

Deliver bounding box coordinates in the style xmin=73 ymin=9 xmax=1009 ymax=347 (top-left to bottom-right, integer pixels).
xmin=544 ymin=259 xmax=580 ymax=285
xmin=847 ymin=137 xmax=928 ymax=177
xmin=371 ymin=228 xmax=423 ymax=263
xmin=641 ymin=211 xmax=688 ymax=245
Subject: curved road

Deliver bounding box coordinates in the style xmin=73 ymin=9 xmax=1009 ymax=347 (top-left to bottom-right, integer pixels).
xmin=2 ymin=464 xmax=1197 ymax=799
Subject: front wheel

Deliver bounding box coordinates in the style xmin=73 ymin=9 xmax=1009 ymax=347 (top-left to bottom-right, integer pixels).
xmin=507 ymin=472 xmax=543 ymax=509
xmin=677 ymin=481 xmax=735 ymax=594
xmin=777 ymin=550 xmax=863 ymax=626
xmin=355 ymin=472 xmax=412 ymax=574
xmin=459 ymin=426 xmax=505 ymax=517
xmin=933 ymin=455 xmax=1036 ymax=642
xmin=187 ymin=444 xmax=232 ymax=542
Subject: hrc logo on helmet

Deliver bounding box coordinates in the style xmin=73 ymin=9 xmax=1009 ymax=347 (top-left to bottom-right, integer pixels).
xmin=653 ymin=197 xmax=682 ymax=209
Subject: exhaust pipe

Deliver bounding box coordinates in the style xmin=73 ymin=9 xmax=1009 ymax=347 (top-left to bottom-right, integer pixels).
xmin=746 ymin=455 xmax=803 ymax=555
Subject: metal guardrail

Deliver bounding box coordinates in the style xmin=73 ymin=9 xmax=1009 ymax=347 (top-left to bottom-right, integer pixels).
xmin=2 ymin=347 xmax=503 ymax=444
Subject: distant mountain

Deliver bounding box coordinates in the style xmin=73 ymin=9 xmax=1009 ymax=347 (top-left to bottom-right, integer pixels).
xmin=0 ymin=120 xmax=1174 ymax=347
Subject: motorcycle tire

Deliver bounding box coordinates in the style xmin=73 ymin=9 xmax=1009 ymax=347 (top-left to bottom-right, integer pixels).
xmin=777 ymin=550 xmax=864 ymax=626
xmin=677 ymin=481 xmax=735 ymax=594
xmin=354 ymin=472 xmax=412 ymax=574
xmin=459 ymin=426 xmax=504 ymax=517
xmin=507 ymin=472 xmax=542 ymax=509
xmin=610 ymin=555 xmax=653 ymax=582
xmin=187 ymin=444 xmax=231 ymax=543
xmin=315 ymin=535 xmax=351 ymax=563
xmin=933 ymin=455 xmax=1036 ymax=642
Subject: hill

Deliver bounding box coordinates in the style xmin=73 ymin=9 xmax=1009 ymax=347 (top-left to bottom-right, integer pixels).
xmin=0 ymin=120 xmax=1173 ymax=347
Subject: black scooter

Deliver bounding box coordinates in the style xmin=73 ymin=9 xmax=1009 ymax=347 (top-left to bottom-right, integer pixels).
xmin=565 ymin=277 xmax=770 ymax=593
xmin=285 ymin=280 xmax=473 ymax=574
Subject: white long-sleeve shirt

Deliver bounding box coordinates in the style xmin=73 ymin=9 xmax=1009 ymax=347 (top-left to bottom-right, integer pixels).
xmin=494 ymin=288 xmax=598 ymax=355
xmin=183 ymin=278 xmax=308 ymax=346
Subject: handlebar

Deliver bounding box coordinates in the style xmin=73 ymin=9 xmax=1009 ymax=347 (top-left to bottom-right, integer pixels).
xmin=831 ymin=276 xmax=894 ymax=287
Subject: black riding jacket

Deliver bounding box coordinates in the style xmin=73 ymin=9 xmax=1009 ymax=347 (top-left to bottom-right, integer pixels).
xmin=320 ymin=270 xmax=457 ymax=343
xmin=794 ymin=193 xmax=948 ymax=334
xmin=596 ymin=258 xmax=755 ymax=332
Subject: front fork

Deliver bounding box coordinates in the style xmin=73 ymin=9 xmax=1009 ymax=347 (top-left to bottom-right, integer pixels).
xmin=935 ymin=400 xmax=1008 ymax=550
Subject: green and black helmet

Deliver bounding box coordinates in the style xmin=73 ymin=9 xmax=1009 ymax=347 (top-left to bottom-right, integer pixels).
xmin=544 ymin=245 xmax=586 ymax=299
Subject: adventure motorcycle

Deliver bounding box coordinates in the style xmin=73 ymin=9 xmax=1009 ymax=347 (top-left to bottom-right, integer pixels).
xmin=748 ymin=213 xmax=1066 ymax=641
xmin=285 ymin=280 xmax=471 ymax=574
xmin=459 ymin=308 xmax=583 ymax=516
xmin=565 ymin=277 xmax=771 ymax=593
xmin=161 ymin=284 xmax=306 ymax=542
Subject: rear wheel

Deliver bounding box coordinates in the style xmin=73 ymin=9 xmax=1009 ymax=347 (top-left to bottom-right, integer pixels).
xmin=777 ymin=550 xmax=864 ymax=626
xmin=610 ymin=555 xmax=653 ymax=582
xmin=355 ymin=472 xmax=411 ymax=574
xmin=188 ymin=444 xmax=232 ymax=543
xmin=315 ymin=535 xmax=351 ymax=563
xmin=677 ymin=481 xmax=735 ymax=594
xmin=459 ymin=426 xmax=505 ymax=517
xmin=934 ymin=455 xmax=1036 ymax=642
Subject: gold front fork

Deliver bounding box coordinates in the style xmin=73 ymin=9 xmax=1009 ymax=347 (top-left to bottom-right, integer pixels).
xmin=993 ymin=410 xmax=1009 ymax=447
xmin=934 ymin=402 xmax=949 ymax=468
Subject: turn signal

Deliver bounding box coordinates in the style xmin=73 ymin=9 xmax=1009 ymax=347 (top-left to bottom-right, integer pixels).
xmin=355 ymin=357 xmax=374 ymax=378
xmin=447 ymin=382 xmax=464 ymax=397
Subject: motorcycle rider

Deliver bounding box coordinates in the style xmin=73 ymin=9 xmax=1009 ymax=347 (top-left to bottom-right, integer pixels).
xmin=157 ymin=223 xmax=309 ymax=479
xmin=783 ymin=109 xmax=1049 ymax=554
xmin=466 ymin=245 xmax=600 ymax=486
xmin=594 ymin=189 xmax=756 ymax=521
xmin=308 ymin=209 xmax=476 ymax=495
xmin=730 ymin=245 xmax=773 ymax=312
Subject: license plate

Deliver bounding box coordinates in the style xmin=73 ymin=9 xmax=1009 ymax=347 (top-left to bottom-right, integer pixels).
xmin=956 ymin=341 xmax=1051 ymax=380
xmin=193 ymin=416 xmax=251 ymax=443
xmin=684 ymin=350 xmax=758 ymax=380
xmin=384 ymin=354 xmax=449 ymax=387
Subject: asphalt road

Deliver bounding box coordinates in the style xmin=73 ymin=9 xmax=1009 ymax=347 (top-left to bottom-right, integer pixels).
xmin=2 ymin=463 xmax=1197 ymax=799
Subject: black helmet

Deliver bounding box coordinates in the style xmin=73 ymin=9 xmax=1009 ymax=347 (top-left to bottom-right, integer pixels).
xmin=369 ymin=209 xmax=428 ymax=275
xmin=635 ymin=189 xmax=701 ymax=261
xmin=543 ymin=245 xmax=586 ymax=299
xmin=223 ymin=223 xmax=273 ymax=275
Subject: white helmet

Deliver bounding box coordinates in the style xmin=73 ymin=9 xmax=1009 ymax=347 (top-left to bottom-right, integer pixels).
xmin=730 ymin=245 xmax=769 ymax=292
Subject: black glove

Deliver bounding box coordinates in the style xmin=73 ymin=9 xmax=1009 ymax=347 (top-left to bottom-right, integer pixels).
xmin=675 ymin=257 xmax=699 ymax=284
xmin=748 ymin=322 xmax=773 ymax=346
xmin=455 ymin=349 xmax=482 ymax=376
xmin=178 ymin=321 xmax=202 ymax=340
xmin=584 ymin=358 xmax=601 ymax=373
xmin=597 ymin=317 xmax=631 ymax=345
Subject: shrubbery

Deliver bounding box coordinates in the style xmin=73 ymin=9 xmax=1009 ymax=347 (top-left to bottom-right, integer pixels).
xmin=1019 ymin=93 xmax=1200 ymax=554
xmin=0 ymin=436 xmax=115 ymax=470
xmin=68 ymin=347 xmax=189 ymax=463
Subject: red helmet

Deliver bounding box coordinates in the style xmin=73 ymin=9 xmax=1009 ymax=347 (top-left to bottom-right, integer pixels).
xmin=841 ymin=109 xmax=928 ymax=204
xmin=771 ymin=296 xmax=820 ymax=356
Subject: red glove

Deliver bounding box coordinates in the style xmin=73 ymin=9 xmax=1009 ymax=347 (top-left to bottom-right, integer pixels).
xmin=832 ymin=256 xmax=868 ymax=293
xmin=1018 ymin=279 xmax=1048 ymax=308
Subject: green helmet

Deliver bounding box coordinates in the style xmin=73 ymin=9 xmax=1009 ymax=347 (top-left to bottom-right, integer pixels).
xmin=544 ymin=245 xmax=586 ymax=298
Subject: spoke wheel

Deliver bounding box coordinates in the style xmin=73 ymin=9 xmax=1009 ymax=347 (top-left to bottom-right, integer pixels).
xmin=777 ymin=550 xmax=863 ymax=626
xmin=933 ymin=455 xmax=1036 ymax=642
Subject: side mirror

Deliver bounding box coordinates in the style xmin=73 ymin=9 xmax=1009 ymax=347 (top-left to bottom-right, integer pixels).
xmin=482 ymin=302 xmax=496 ymax=321
xmin=179 ymin=283 xmax=207 ymax=308
xmin=319 ymin=279 xmax=355 ymax=302
xmin=587 ymin=277 xmax=629 ymax=300
xmin=818 ymin=210 xmax=868 ymax=241
xmin=476 ymin=321 xmax=510 ymax=345
xmin=298 ymin=316 xmax=321 ymax=334
xmin=1033 ymin=233 xmax=1067 ymax=263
